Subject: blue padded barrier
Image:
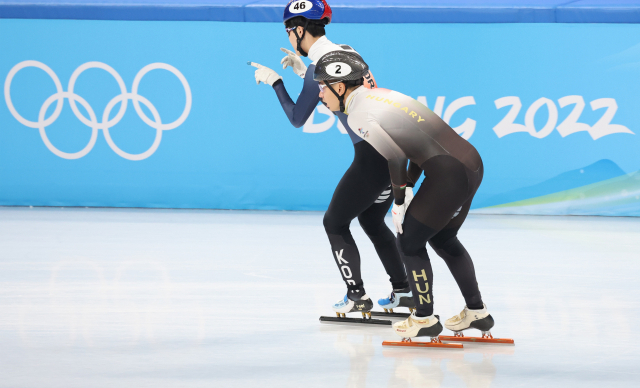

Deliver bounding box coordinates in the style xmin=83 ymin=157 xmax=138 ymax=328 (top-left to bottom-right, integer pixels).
xmin=557 ymin=1 xmax=640 ymax=23
xmin=0 ymin=1 xmax=247 ymax=21
xmin=248 ymin=1 xmax=561 ymax=23
xmin=1 ymin=0 xmax=640 ymax=23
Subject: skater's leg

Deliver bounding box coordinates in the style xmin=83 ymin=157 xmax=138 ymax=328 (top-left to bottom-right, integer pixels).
xmin=397 ymin=213 xmax=438 ymax=316
xmin=397 ymin=156 xmax=472 ymax=317
xmin=428 ymin=201 xmax=484 ymax=310
xmin=324 ymin=231 xmax=363 ymax=297
xmin=392 ymin=216 xmax=444 ymax=339
xmin=428 ymin=158 xmax=485 ymax=309
xmin=324 ymin=141 xmax=392 ymax=299
xmin=357 ymin=187 xmax=408 ymax=290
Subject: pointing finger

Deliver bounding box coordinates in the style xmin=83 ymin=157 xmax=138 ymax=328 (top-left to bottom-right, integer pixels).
xmin=249 ymin=62 xmax=265 ymax=69
xmin=280 ymin=48 xmax=295 ymax=56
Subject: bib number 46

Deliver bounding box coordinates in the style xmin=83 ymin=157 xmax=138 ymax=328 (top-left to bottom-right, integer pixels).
xmin=289 ymin=1 xmax=311 ymax=13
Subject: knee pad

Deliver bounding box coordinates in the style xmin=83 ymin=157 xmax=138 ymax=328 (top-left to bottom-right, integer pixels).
xmin=429 ymin=232 xmax=465 ymax=257
xmin=323 ymin=212 xmax=350 ymax=236
xmin=397 ymin=233 xmax=428 ymax=257
xmin=327 ymin=232 xmax=356 ymax=247
xmin=398 ymin=212 xmax=438 ymax=257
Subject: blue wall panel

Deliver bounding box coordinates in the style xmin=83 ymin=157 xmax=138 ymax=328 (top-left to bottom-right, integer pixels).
xmin=2 ymin=1 xmax=640 ymax=23
xmin=1 ymin=20 xmax=640 ymax=215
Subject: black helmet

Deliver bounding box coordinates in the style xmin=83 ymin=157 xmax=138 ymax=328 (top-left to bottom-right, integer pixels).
xmin=314 ymin=50 xmax=369 ymax=82
xmin=314 ymin=51 xmax=369 ymax=112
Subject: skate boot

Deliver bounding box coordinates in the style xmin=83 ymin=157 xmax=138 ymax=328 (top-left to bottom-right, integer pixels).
xmin=319 ymin=293 xmax=392 ymax=325
xmin=377 ymin=287 xmax=416 ymax=314
xmin=320 ymin=291 xmax=391 ymax=326
xmin=439 ymin=305 xmax=514 ymax=344
xmin=332 ymin=294 xmax=374 ymax=318
xmin=444 ymin=304 xmax=494 ymax=333
xmin=393 ymin=312 xmax=443 ymax=339
xmin=382 ymin=312 xmax=463 ymax=349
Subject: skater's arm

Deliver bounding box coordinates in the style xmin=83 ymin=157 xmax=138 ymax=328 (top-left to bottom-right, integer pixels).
xmin=272 ymin=65 xmax=320 ymax=128
xmin=407 ymin=162 xmax=423 ymax=188
xmin=350 ymin=113 xmax=409 ymax=204
xmin=389 ymin=158 xmax=409 ymax=205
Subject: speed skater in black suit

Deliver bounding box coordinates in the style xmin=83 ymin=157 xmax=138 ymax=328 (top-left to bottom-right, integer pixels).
xmin=248 ymin=0 xmax=415 ymax=320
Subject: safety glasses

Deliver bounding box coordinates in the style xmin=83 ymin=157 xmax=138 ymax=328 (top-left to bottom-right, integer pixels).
xmin=318 ymin=81 xmax=342 ymax=93
xmin=285 ymin=26 xmax=297 ymax=34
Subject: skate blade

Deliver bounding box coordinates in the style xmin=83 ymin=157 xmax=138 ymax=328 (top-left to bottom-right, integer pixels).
xmin=382 ymin=340 xmax=463 ymax=349
xmin=370 ymin=311 xmax=411 ymax=319
xmin=319 ymin=316 xmax=392 ymax=325
xmin=439 ymin=335 xmax=514 ymax=344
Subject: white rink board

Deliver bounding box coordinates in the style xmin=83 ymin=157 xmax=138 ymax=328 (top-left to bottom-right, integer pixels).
xmin=0 ymin=207 xmax=638 ymax=387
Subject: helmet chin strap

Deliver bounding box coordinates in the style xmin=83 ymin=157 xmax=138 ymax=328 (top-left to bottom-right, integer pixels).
xmin=292 ymin=19 xmax=310 ymax=57
xmin=325 ymin=82 xmax=345 ymax=113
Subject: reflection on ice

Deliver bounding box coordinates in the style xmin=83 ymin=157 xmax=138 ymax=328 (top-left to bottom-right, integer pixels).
xmin=319 ymin=323 xmax=515 ymax=388
xmin=14 ymin=256 xmax=206 ymax=348
xmin=0 ymin=208 xmax=638 ymax=387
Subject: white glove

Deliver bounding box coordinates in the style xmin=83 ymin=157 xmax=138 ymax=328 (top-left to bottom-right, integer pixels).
xmin=392 ymin=202 xmax=406 ymax=234
xmin=404 ymin=187 xmax=414 ymax=209
xmin=249 ymin=62 xmax=282 ymax=86
xmin=280 ymin=48 xmax=307 ymax=79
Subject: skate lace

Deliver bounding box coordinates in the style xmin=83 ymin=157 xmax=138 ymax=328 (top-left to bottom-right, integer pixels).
xmin=404 ymin=315 xmax=428 ymax=328
xmin=450 ymin=309 xmax=466 ymax=323
xmin=404 ymin=317 xmax=416 ymax=328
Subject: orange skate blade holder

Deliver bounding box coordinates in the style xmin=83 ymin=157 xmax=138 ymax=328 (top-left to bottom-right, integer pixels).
xmin=439 ymin=331 xmax=514 ymax=345
xmin=382 ymin=336 xmax=463 ymax=349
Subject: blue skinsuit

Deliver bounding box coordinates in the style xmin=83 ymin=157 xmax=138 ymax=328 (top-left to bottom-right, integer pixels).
xmin=272 ymin=64 xmax=363 ymax=144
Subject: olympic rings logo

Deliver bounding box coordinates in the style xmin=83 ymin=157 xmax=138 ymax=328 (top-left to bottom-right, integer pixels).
xmin=4 ymin=61 xmax=192 ymax=160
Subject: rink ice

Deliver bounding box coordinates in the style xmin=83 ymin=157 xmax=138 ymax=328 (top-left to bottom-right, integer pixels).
xmin=0 ymin=207 xmax=639 ymax=387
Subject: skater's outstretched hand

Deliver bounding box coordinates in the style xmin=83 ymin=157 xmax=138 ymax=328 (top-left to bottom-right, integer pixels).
xmin=249 ymin=62 xmax=282 ymax=86
xmin=280 ymin=48 xmax=307 ymax=79
xmin=392 ymin=202 xmax=406 ymax=234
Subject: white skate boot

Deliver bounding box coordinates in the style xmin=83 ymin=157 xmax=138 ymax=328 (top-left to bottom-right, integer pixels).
xmin=382 ymin=312 xmax=463 ymax=348
xmin=320 ymin=291 xmax=394 ymax=325
xmin=332 ymin=294 xmax=374 ymax=318
xmin=439 ymin=305 xmax=514 ymax=344
xmin=392 ymin=312 xmax=443 ymax=339
xmin=444 ymin=304 xmax=494 ymax=333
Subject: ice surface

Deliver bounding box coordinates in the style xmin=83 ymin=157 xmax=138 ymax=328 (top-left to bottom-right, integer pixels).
xmin=0 ymin=207 xmax=638 ymax=387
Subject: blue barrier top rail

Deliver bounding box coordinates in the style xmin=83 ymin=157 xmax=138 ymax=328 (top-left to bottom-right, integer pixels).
xmin=1 ymin=0 xmax=640 ymax=23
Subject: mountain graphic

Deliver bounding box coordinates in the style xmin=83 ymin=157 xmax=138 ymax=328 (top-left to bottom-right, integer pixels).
xmin=474 ymin=169 xmax=640 ymax=217
xmin=473 ymin=159 xmax=627 ymax=209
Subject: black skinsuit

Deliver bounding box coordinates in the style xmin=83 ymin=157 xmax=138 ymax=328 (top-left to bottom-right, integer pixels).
xmin=271 ymin=53 xmax=408 ymax=298
xmin=346 ymin=86 xmax=485 ymax=316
